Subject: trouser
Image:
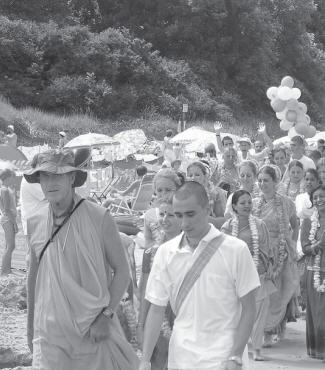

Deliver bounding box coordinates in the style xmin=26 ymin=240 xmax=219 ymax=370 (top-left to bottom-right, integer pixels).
xmin=251 ymin=296 xmax=270 ymax=350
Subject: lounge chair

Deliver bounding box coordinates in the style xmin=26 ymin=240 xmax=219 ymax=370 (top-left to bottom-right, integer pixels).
xmin=91 ymin=176 xmax=120 ymax=204
xmin=109 ymin=175 xmax=154 ymax=216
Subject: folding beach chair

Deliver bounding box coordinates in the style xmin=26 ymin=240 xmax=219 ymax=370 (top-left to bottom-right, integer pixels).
xmin=109 ymin=175 xmax=154 ymax=216
xmin=91 ymin=176 xmax=120 ymax=204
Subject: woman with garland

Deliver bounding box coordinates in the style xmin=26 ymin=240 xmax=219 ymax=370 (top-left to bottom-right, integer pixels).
xmin=212 ymin=147 xmax=240 ymax=195
xmin=224 ymin=160 xmax=260 ymax=219
xmin=222 ymin=190 xmax=275 ymax=361
xmin=278 ymin=160 xmax=305 ymax=201
xmin=187 ymin=161 xmax=227 ymax=217
xmin=253 ymin=165 xmax=299 ymax=345
xmin=137 ymin=198 xmax=181 ymax=370
xmin=295 ymin=169 xmax=320 ymax=310
xmin=144 ymin=169 xmax=182 ymax=249
xmin=300 ymin=185 xmax=325 ymax=361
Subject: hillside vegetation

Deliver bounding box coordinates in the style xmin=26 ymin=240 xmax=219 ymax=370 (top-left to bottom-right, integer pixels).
xmin=0 ymin=0 xmax=325 ymax=141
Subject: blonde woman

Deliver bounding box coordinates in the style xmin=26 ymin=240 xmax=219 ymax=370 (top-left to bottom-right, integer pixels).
xmin=144 ymin=169 xmax=182 ymax=249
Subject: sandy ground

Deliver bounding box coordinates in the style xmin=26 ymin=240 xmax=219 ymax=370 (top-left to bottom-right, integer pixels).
xmin=249 ymin=319 xmax=324 ymax=370
xmin=0 ymin=225 xmax=324 ymax=369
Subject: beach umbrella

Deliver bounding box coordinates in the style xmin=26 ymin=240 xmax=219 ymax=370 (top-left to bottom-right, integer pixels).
xmin=65 ymin=133 xmax=119 ymax=148
xmin=171 ymin=126 xmax=240 ymax=154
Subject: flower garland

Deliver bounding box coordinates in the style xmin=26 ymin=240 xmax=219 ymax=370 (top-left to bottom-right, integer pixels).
xmin=309 ymin=209 xmax=325 ymax=293
xmin=255 ymin=193 xmax=288 ymax=278
xmin=281 ymin=178 xmax=305 ymax=200
xmin=231 ymin=214 xmax=260 ymax=268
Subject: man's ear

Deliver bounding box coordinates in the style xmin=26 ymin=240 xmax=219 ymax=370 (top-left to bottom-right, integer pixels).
xmin=70 ymin=172 xmax=76 ymax=185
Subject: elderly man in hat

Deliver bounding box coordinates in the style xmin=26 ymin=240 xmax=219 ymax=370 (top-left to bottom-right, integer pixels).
xmin=5 ymin=125 xmax=17 ymax=147
xmin=25 ymin=149 xmax=138 ymax=370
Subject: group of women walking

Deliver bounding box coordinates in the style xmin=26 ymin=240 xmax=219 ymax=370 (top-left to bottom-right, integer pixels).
xmin=134 ymin=141 xmax=325 ymax=368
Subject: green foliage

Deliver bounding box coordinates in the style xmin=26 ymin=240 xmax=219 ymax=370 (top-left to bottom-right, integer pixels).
xmin=1 ymin=0 xmax=325 ymax=127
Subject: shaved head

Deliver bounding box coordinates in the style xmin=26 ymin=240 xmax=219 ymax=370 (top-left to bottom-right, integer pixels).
xmin=173 ymin=181 xmax=209 ymax=208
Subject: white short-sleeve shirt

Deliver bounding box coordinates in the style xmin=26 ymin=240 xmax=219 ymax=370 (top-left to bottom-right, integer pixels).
xmin=145 ymin=225 xmax=260 ymax=369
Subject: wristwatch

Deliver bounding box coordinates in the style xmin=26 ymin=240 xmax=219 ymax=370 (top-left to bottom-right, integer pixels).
xmin=102 ymin=306 xmax=114 ymax=319
xmin=228 ymin=356 xmax=243 ymax=367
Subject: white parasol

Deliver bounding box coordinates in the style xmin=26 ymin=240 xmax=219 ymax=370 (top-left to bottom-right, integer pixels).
xmin=171 ymin=126 xmax=240 ymax=153
xmin=65 ymin=133 xmax=119 ymax=148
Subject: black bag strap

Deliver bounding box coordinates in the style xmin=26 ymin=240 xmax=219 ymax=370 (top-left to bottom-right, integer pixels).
xmin=38 ymin=198 xmax=85 ymax=263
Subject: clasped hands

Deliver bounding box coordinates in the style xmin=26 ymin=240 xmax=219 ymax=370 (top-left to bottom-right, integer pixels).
xmin=87 ymin=313 xmax=111 ymax=343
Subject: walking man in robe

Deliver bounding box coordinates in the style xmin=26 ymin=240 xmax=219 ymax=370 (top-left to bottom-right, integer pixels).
xmin=25 ymin=149 xmax=138 ymax=370
xmin=139 ymin=181 xmax=260 ymax=370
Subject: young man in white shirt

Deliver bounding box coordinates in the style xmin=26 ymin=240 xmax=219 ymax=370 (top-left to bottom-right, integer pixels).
xmin=139 ymin=181 xmax=260 ymax=370
xmin=290 ymin=135 xmax=316 ymax=171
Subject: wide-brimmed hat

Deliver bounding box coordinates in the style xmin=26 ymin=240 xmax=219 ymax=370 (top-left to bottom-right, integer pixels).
xmin=59 ymin=131 xmax=66 ymax=137
xmin=237 ymin=136 xmax=252 ymax=146
xmin=24 ymin=149 xmax=87 ymax=187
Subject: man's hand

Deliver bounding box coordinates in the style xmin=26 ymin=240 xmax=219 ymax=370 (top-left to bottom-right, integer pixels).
xmin=214 ymin=121 xmax=223 ymax=135
xmin=258 ymin=122 xmax=266 ymax=133
xmin=27 ymin=331 xmax=33 ymax=353
xmin=14 ymin=222 xmax=18 ymax=234
xmin=138 ymin=360 xmax=151 ymax=370
xmin=88 ymin=313 xmax=111 ymax=343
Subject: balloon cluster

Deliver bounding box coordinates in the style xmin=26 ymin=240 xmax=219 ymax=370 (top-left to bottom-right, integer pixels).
xmin=266 ymin=76 xmax=316 ymax=138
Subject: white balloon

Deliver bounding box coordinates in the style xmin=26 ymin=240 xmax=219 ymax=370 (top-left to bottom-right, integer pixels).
xmin=276 ymin=109 xmax=287 ymax=120
xmin=278 ymin=86 xmax=292 ymax=101
xmin=266 ymin=86 xmax=278 ymax=100
xmin=281 ymin=76 xmax=294 ymax=88
xmin=280 ymin=120 xmax=294 ymax=131
xmin=291 ymin=88 xmax=301 ymax=100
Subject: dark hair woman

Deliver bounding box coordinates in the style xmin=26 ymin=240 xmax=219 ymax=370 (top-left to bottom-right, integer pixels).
xmin=222 ymin=190 xmax=274 ymax=361
xmin=253 ymin=165 xmax=299 ymax=345
xmin=300 ymin=185 xmax=325 ymax=360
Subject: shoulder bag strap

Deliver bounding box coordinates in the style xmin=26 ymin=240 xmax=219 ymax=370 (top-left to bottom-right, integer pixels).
xmin=38 ymin=198 xmax=85 ymax=263
xmin=174 ymin=233 xmax=225 ymax=316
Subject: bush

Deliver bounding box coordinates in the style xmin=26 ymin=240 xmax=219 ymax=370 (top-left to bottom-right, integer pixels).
xmin=0 ymin=16 xmax=234 ymax=121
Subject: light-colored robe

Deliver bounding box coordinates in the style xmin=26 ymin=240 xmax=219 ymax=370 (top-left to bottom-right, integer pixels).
xmin=28 ymin=195 xmax=138 ymax=370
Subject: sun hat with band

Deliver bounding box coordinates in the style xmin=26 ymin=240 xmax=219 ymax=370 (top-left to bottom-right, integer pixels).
xmin=24 ymin=149 xmax=87 ymax=188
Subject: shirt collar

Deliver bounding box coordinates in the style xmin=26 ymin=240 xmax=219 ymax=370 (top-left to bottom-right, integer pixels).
xmin=177 ymin=224 xmax=221 ymax=251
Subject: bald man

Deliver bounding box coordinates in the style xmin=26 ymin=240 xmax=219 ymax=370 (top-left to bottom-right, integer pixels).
xmin=139 ymin=181 xmax=260 ymax=370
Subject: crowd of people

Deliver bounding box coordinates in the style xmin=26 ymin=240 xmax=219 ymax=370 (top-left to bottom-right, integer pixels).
xmin=0 ymin=123 xmax=325 ymax=370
